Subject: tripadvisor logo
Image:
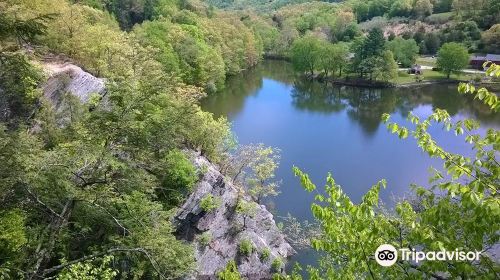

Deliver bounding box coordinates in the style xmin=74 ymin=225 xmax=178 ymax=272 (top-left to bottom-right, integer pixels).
xmin=375 ymin=244 xmax=398 ymax=267
xmin=374 ymin=244 xmax=482 ymax=267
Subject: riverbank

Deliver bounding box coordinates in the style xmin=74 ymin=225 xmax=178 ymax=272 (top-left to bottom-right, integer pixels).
xmin=311 ymin=73 xmax=462 ymax=89
xmin=306 ymin=70 xmax=497 ymax=89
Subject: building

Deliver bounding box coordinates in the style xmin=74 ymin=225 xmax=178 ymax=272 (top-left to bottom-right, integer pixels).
xmin=470 ymin=54 xmax=500 ymax=69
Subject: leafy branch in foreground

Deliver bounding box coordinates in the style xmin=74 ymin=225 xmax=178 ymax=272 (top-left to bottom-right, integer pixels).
xmin=290 ymin=63 xmax=500 ymax=279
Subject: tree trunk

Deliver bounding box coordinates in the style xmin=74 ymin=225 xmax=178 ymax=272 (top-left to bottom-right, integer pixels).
xmin=27 ymin=199 xmax=76 ymax=280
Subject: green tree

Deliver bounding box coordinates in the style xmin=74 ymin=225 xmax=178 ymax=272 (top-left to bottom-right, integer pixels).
xmin=422 ymin=32 xmax=441 ymax=54
xmin=221 ymin=144 xmax=281 ymax=203
xmin=436 ymin=42 xmax=469 ymax=78
xmin=413 ymin=0 xmax=433 ymax=18
xmin=236 ymin=200 xmax=257 ymax=229
xmin=290 ymin=36 xmax=322 ymax=76
xmin=351 ymin=28 xmax=386 ymax=78
xmin=292 ymin=64 xmax=500 ymax=279
xmin=440 ymin=21 xmax=481 ymax=50
xmin=386 ymin=38 xmax=419 ymax=67
xmin=247 ymin=146 xmax=281 ymax=203
xmin=481 ymin=24 xmax=500 ymax=54
xmin=373 ymin=50 xmax=398 ymax=82
xmin=388 ymin=0 xmax=412 ymax=17
xmin=319 ymin=42 xmax=349 ymax=77
xmin=0 ymin=52 xmax=44 ymax=126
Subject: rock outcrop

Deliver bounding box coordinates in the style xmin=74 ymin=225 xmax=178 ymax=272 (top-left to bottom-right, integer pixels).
xmin=42 ymin=62 xmax=106 ymax=110
xmin=37 ymin=61 xmax=294 ymax=279
xmin=176 ymin=153 xmax=295 ymax=279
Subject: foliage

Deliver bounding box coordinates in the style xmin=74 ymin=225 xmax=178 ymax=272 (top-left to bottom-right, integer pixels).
xmin=481 ymin=24 xmax=500 ymax=54
xmin=425 ymin=12 xmax=453 ymax=24
xmin=290 ymin=36 xmax=322 ymax=75
xmin=236 ymin=200 xmax=258 ymax=229
xmin=56 ymin=256 xmax=117 ymax=280
xmin=413 ymin=0 xmax=433 ymax=18
xmin=200 ymin=194 xmax=221 ymax=212
xmin=351 ymin=28 xmax=386 ymax=78
xmin=271 ymin=257 xmax=283 ymax=272
xmin=132 ymin=8 xmax=263 ymax=92
xmin=292 ymin=65 xmax=500 ymax=279
xmin=221 ymin=143 xmax=281 ymax=203
xmin=388 ymin=0 xmax=413 ymax=18
xmin=420 ymin=32 xmax=441 ymax=54
xmin=217 ymin=260 xmax=241 ymax=280
xmin=158 ymin=149 xmax=197 ymax=206
xmin=238 ymin=239 xmax=254 ymax=256
xmin=133 ymin=19 xmax=226 ymax=92
xmin=0 ymin=209 xmax=27 ymax=261
xmin=452 ymin=0 xmax=500 ymax=29
xmin=0 ymin=1 xmax=238 ymax=278
xmin=440 ymin=21 xmax=481 ymax=51
xmin=436 ymin=42 xmax=469 ymax=78
xmin=198 ymin=232 xmax=212 ymax=246
xmin=2 ymin=0 xmax=500 ymax=278
xmin=246 ymin=146 xmax=281 ymax=203
xmin=386 ymin=38 xmax=419 ymax=67
xmin=0 ymin=52 xmax=44 ymax=126
xmin=458 ymin=63 xmax=500 ymax=111
xmin=0 ymin=8 xmax=53 ymax=46
xmin=372 ymin=50 xmax=399 ymax=82
xmin=318 ymin=42 xmax=350 ymax=77
xmin=260 ymin=247 xmax=271 ymax=261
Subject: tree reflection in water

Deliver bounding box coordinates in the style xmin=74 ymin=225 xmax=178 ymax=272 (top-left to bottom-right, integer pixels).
xmin=203 ymin=60 xmax=500 ymax=136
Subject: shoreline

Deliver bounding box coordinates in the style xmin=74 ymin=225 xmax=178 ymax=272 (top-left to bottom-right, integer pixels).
xmin=308 ymin=73 xmax=498 ymax=90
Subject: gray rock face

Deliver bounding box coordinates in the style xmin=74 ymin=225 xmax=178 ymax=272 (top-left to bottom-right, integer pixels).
xmin=176 ymin=154 xmax=295 ymax=279
xmin=42 ymin=63 xmax=106 ymax=108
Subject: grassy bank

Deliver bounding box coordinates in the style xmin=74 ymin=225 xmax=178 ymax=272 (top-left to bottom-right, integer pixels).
xmin=392 ymin=69 xmax=476 ymax=85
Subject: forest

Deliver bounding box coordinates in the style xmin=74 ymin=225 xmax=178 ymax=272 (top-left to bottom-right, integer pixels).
xmin=0 ymin=0 xmax=499 ymax=279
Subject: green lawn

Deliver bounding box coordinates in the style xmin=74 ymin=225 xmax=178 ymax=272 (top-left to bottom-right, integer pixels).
xmin=392 ymin=69 xmax=475 ymax=84
xmin=416 ymin=56 xmax=437 ymax=67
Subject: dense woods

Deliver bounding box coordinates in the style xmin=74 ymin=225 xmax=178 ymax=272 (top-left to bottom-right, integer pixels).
xmin=0 ymin=0 xmax=499 ymax=279
xmin=0 ymin=0 xmax=236 ymax=278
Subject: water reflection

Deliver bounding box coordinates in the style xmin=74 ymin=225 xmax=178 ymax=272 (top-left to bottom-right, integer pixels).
xmin=204 ymin=60 xmax=499 ymax=136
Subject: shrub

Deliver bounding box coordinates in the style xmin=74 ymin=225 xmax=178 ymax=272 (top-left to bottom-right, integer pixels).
xmin=260 ymin=248 xmax=271 ymax=261
xmin=271 ymin=258 xmax=283 ymax=272
xmin=163 ymin=149 xmax=197 ymax=192
xmin=200 ymin=194 xmax=221 ymax=212
xmin=238 ymin=239 xmax=253 ymax=256
xmin=217 ymin=260 xmax=241 ymax=280
xmin=425 ymin=12 xmax=453 ymax=25
xmin=198 ymin=232 xmax=212 ymax=247
xmin=159 ymin=149 xmax=198 ymax=206
xmin=199 ymin=163 xmax=209 ymax=177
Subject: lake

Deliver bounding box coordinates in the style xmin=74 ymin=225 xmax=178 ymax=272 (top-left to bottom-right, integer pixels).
xmin=201 ymin=60 xmax=500 ymax=266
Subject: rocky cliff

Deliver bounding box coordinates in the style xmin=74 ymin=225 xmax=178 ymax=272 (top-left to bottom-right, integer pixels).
xmin=38 ymin=62 xmax=295 ymax=279
xmin=43 ymin=62 xmax=106 ymax=104
xmin=176 ymin=153 xmax=295 ymax=279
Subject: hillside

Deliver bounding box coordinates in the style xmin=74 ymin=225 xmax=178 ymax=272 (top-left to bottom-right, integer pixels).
xmin=0 ymin=0 xmax=499 ymax=279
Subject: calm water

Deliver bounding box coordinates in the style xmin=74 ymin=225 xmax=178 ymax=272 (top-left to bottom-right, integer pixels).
xmin=201 ymin=60 xmax=500 ymax=266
